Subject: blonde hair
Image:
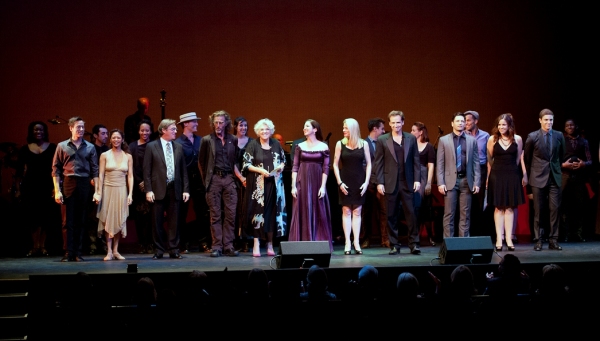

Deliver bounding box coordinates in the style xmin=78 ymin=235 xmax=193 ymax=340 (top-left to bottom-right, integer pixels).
xmin=341 ymin=118 xmax=364 ymax=149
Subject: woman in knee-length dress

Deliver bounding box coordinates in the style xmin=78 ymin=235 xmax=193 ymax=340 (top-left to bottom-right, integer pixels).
xmin=94 ymin=129 xmax=134 ymax=261
xmin=333 ymin=118 xmax=371 ymax=255
xmin=486 ymin=114 xmax=527 ymax=251
xmin=289 ymin=119 xmax=333 ymax=252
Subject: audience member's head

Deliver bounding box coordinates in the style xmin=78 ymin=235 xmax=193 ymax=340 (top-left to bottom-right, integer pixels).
xmin=396 ymin=272 xmax=421 ymax=299
xmin=246 ymin=268 xmax=270 ymax=300
xmin=306 ymin=264 xmax=328 ymax=294
xmin=134 ymin=277 xmax=157 ymax=307
xmin=540 ymin=263 xmax=569 ymax=296
xmin=450 ymin=265 xmax=476 ymax=298
xmin=358 ymin=265 xmax=378 ymax=289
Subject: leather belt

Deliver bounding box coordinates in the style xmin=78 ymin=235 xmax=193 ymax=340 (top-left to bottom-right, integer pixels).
xmin=457 ymin=173 xmax=467 ymax=178
xmin=214 ymin=170 xmax=232 ymax=177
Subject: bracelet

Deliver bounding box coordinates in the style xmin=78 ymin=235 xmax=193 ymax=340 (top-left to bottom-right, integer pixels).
xmin=339 ymin=182 xmax=344 ymax=187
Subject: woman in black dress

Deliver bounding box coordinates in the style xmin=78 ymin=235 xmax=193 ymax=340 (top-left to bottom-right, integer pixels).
xmin=15 ymin=121 xmax=58 ymax=256
xmin=332 ymin=118 xmax=371 ymax=255
xmin=233 ymin=116 xmax=253 ymax=252
xmin=128 ymin=119 xmax=154 ymax=254
xmin=242 ymin=118 xmax=286 ymax=257
xmin=486 ymin=114 xmax=527 ymax=251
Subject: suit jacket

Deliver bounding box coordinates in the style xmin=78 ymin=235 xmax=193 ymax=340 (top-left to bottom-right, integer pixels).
xmin=143 ymin=139 xmax=189 ymax=200
xmin=523 ymin=129 xmax=565 ymax=188
xmin=198 ymin=133 xmax=239 ymax=190
xmin=366 ymin=136 xmax=378 ymax=185
xmin=436 ymin=132 xmax=480 ymax=189
xmin=374 ymin=131 xmax=420 ymax=193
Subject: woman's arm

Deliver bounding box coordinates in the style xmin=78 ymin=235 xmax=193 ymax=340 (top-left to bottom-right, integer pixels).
xmin=127 ymin=154 xmax=134 ymax=205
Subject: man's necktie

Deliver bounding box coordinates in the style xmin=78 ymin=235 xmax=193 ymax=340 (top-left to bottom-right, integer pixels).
xmin=456 ymin=143 xmax=461 ymax=172
xmin=166 ymin=143 xmax=174 ymax=182
xmin=545 ymin=133 xmax=551 ymax=156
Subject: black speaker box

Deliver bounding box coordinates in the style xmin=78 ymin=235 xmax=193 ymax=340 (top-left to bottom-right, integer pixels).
xmin=438 ymin=236 xmax=493 ymax=265
xmin=276 ymin=241 xmax=331 ymax=269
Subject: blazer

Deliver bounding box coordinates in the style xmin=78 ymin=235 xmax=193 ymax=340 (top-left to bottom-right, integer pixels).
xmin=198 ymin=133 xmax=239 ymax=190
xmin=435 ymin=132 xmax=480 ymax=190
xmin=523 ymin=129 xmax=565 ymax=188
xmin=143 ymin=139 xmax=189 ymax=200
xmin=374 ymin=131 xmax=420 ymax=193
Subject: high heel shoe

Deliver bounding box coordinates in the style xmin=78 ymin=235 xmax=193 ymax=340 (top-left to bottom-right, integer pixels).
xmin=113 ymin=253 xmax=125 ymax=260
xmin=495 ymin=245 xmax=503 ymax=251
xmin=353 ymin=242 xmax=363 ymax=255
xmin=267 ymin=248 xmax=276 ymax=257
xmin=103 ymin=254 xmax=113 ymax=261
xmin=429 ymin=238 xmax=436 ymax=247
xmin=507 ymin=245 xmax=515 ymax=251
xmin=344 ymin=241 xmax=351 ymax=255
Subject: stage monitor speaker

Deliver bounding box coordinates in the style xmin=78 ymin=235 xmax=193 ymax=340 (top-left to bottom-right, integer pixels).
xmin=438 ymin=236 xmax=493 ymax=265
xmin=276 ymin=241 xmax=331 ymax=269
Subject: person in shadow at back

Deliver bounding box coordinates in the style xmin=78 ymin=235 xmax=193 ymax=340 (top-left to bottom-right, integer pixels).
xmin=300 ymin=264 xmax=337 ymax=303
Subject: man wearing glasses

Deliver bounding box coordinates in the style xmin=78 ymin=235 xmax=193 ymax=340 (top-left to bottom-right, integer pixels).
xmin=143 ymin=119 xmax=190 ymax=259
xmin=198 ymin=110 xmax=241 ymax=257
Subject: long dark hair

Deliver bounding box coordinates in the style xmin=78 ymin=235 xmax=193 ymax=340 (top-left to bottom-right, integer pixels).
xmin=307 ymin=119 xmax=323 ymax=141
xmin=109 ymin=129 xmax=130 ymax=154
xmin=26 ymin=121 xmax=49 ymax=144
xmin=491 ymin=113 xmax=516 ymax=143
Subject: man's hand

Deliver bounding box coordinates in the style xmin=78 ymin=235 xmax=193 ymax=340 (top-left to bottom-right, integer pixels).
xmin=183 ymin=192 xmax=190 ymax=202
xmin=146 ymin=191 xmax=155 ymax=203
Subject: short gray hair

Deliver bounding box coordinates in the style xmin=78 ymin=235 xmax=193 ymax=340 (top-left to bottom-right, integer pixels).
xmin=253 ymin=118 xmax=275 ymax=136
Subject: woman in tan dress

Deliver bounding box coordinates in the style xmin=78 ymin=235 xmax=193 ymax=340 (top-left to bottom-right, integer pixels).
xmin=94 ymin=129 xmax=133 ymax=260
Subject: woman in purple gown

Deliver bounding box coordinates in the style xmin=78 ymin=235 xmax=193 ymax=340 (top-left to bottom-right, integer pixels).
xmin=288 ymin=119 xmax=333 ymax=252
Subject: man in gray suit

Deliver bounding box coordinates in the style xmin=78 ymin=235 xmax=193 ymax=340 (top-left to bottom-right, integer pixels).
xmin=523 ymin=108 xmax=565 ymax=251
xmin=374 ymin=111 xmax=421 ymax=255
xmin=436 ymin=112 xmax=480 ymax=238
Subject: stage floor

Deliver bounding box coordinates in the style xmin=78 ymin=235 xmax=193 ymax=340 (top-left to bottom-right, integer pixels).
xmin=1 ymin=239 xmax=599 ymax=280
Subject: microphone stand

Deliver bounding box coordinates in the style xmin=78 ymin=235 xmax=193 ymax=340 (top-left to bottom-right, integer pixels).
xmin=160 ymin=89 xmax=167 ymax=120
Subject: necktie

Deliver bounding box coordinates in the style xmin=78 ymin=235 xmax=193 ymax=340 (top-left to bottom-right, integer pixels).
xmin=456 ymin=143 xmax=461 ymax=172
xmin=545 ymin=133 xmax=551 ymax=156
xmin=166 ymin=143 xmax=174 ymax=182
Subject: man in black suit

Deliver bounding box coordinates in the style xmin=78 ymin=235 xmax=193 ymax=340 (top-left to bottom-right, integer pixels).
xmin=524 ymin=108 xmax=566 ymax=251
xmin=143 ymin=118 xmax=190 ymax=259
xmin=374 ymin=111 xmax=421 ymax=255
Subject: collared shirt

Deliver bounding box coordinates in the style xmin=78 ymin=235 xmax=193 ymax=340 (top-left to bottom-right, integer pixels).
xmin=467 ymin=129 xmax=490 ymax=165
xmin=175 ymin=133 xmax=200 ymax=173
xmin=160 ymin=138 xmax=175 ymax=176
xmin=212 ymin=133 xmax=234 ymax=172
xmin=52 ymin=138 xmax=99 ymax=178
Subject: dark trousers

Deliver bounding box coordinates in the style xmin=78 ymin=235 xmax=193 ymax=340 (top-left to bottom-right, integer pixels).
xmin=386 ymin=179 xmax=419 ymax=248
xmin=206 ymin=175 xmax=237 ymax=252
xmin=532 ymin=180 xmax=561 ymax=242
xmin=63 ymin=177 xmax=90 ymax=258
xmin=150 ymin=185 xmax=180 ymax=255
xmin=178 ymin=185 xmax=209 ymax=250
xmin=360 ymin=183 xmax=388 ymax=244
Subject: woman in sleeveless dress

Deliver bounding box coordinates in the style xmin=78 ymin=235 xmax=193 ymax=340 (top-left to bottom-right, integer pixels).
xmin=15 ymin=121 xmax=58 ymax=257
xmin=289 ymin=119 xmax=333 ymax=252
xmin=486 ymin=114 xmax=527 ymax=251
xmin=333 ymin=118 xmax=371 ymax=255
xmin=94 ymin=129 xmax=134 ymax=260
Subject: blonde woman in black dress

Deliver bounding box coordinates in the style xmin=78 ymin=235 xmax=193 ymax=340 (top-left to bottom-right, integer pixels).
xmin=333 ymin=118 xmax=371 ymax=255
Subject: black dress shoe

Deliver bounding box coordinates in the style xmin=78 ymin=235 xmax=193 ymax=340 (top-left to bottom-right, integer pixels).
xmin=389 ymin=246 xmax=400 ymax=255
xmin=549 ymin=242 xmax=562 ymax=250
xmin=210 ymin=250 xmax=222 ymax=257
xmin=223 ymin=249 xmax=239 ymax=257
xmin=170 ymin=253 xmax=183 ymax=259
xmin=534 ymin=241 xmax=542 ymax=251
xmin=410 ymin=246 xmax=421 ymax=255
xmin=152 ymin=254 xmax=163 ymax=260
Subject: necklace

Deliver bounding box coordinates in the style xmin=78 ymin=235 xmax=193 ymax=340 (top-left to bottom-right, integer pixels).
xmin=499 ymin=138 xmax=511 ymax=147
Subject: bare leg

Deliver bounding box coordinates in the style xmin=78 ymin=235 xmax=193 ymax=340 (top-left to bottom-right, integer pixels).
xmin=504 ymin=208 xmax=515 ymax=248
xmin=104 ymin=231 xmax=113 ymax=260
xmin=253 ymin=237 xmax=260 ymax=257
xmin=113 ymin=233 xmax=125 ymax=259
xmin=494 ymin=208 xmax=505 ymax=248
xmin=352 ymin=205 xmax=363 ymax=251
xmin=342 ymin=206 xmax=352 ymax=252
xmin=267 ymin=232 xmax=275 ymax=256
